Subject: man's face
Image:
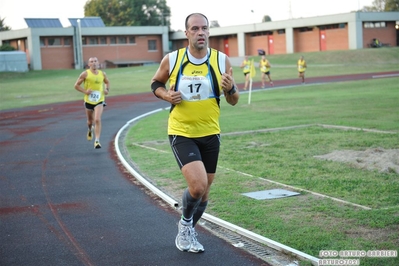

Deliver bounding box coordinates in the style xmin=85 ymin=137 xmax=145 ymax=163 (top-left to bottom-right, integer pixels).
xmin=88 ymin=58 xmax=99 ymax=69
xmin=185 ymin=15 xmax=209 ymax=50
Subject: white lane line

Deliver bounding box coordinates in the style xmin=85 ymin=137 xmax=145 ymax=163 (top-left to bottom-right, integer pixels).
xmin=220 ymin=166 xmax=371 ymax=210
xmin=372 ymin=73 xmax=399 ymax=79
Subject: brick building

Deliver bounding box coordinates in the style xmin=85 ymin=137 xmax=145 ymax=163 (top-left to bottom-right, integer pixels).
xmin=0 ymin=12 xmax=398 ymax=70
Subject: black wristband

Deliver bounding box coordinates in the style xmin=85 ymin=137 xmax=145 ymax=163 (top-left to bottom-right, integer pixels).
xmin=228 ymin=85 xmax=237 ymax=95
xmin=151 ymin=80 xmax=165 ymax=98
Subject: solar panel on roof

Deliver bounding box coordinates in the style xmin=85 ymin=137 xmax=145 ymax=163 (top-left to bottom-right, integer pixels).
xmin=68 ymin=17 xmax=105 ymax=27
xmin=24 ymin=18 xmax=63 ymax=28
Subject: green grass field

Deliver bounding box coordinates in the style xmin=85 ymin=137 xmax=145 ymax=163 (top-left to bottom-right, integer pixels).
xmin=1 ymin=48 xmax=399 ymax=266
xmin=125 ymin=78 xmax=399 ymax=265
xmin=1 ymin=47 xmax=398 ymax=110
xmin=122 ymin=49 xmax=399 ymax=266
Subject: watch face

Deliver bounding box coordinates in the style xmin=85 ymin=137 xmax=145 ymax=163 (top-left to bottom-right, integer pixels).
xmin=229 ymin=86 xmax=236 ymax=95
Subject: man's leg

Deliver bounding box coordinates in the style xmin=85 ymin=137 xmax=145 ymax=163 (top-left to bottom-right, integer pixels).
xmin=267 ymin=73 xmax=273 ymax=85
xmin=244 ymin=74 xmax=249 ymax=90
xmin=85 ymin=108 xmax=94 ymax=141
xmin=175 ymin=161 xmax=206 ymax=251
xmin=261 ymin=73 xmax=265 ymax=88
xmin=178 ymin=161 xmax=210 ymax=253
xmin=93 ymin=104 xmax=104 ymax=148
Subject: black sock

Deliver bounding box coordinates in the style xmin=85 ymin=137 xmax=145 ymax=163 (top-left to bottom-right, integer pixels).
xmin=181 ymin=188 xmax=201 ymax=223
xmin=193 ymin=200 xmax=208 ymax=227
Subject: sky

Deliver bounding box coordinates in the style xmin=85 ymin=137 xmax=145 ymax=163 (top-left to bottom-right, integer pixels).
xmin=1 ymin=0 xmax=374 ymax=31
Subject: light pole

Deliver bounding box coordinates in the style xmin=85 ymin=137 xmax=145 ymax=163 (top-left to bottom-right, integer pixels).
xmin=77 ymin=19 xmax=83 ymax=69
xmin=251 ymin=10 xmax=257 ymax=31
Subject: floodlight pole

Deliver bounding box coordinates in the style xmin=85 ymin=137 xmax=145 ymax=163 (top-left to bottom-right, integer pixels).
xmin=76 ymin=19 xmax=83 ymax=69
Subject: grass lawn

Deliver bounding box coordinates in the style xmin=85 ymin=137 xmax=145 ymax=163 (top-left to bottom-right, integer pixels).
xmin=125 ymin=79 xmax=399 ymax=265
xmin=1 ymin=47 xmax=398 ymax=110
xmin=2 ymin=48 xmax=399 ymax=265
xmin=122 ymin=49 xmax=399 ymax=266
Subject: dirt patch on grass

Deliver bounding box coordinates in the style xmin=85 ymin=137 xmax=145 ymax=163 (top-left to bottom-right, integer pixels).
xmin=314 ymin=148 xmax=399 ymax=174
xmin=344 ymin=225 xmax=399 ymax=245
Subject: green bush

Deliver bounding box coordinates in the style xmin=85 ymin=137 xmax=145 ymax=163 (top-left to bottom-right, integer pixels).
xmin=0 ymin=44 xmax=16 ymax=51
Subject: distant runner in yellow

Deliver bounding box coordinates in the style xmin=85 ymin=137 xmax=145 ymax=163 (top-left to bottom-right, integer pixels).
xmin=240 ymin=55 xmax=251 ymax=90
xmin=259 ymin=55 xmax=273 ymax=88
xmin=297 ymin=55 xmax=307 ymax=84
xmin=74 ymin=57 xmax=110 ymax=149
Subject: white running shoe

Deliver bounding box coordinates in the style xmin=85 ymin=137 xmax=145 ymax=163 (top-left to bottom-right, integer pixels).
xmin=188 ymin=227 xmax=204 ymax=253
xmin=175 ymin=221 xmax=192 ymax=251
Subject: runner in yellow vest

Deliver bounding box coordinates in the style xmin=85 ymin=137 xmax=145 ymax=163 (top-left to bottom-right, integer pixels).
xmin=240 ymin=55 xmax=251 ymax=90
xmin=259 ymin=55 xmax=273 ymax=88
xmin=74 ymin=57 xmax=110 ymax=149
xmin=150 ymin=13 xmax=239 ymax=254
xmin=297 ymin=55 xmax=307 ymax=84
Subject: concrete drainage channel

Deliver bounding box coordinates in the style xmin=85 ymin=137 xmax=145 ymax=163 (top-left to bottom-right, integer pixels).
xmin=114 ymin=109 xmax=319 ymax=266
xmin=198 ymin=219 xmax=299 ymax=266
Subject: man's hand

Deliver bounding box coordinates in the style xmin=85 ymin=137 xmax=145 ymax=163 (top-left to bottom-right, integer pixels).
xmin=164 ymin=84 xmax=182 ymax=104
xmin=221 ymin=67 xmax=234 ymax=92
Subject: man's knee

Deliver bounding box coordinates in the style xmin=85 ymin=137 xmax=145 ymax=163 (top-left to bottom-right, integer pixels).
xmin=189 ymin=186 xmax=207 ymax=199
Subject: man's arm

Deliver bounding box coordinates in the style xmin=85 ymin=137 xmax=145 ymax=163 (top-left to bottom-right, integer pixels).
xmin=150 ymin=55 xmax=182 ymax=105
xmin=74 ymin=71 xmax=89 ymax=95
xmin=221 ymin=57 xmax=239 ymax=106
xmin=103 ymin=71 xmax=110 ymax=95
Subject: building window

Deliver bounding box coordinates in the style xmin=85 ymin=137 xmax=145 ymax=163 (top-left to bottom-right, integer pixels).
xmin=110 ymin=37 xmax=116 ymax=44
xmin=89 ymin=37 xmax=98 ymax=45
xmin=148 ymin=40 xmax=157 ymax=51
xmin=82 ymin=37 xmax=87 ymax=45
xmin=364 ymin=22 xmax=386 ymax=28
xmin=318 ymin=24 xmax=344 ymax=30
xmin=299 ymin=27 xmax=313 ymax=32
xmin=40 ymin=38 xmax=46 ymax=47
xmin=128 ymin=36 xmax=136 ymax=44
xmin=99 ymin=37 xmax=107 ymax=44
xmin=118 ymin=36 xmax=127 ymax=44
xmin=375 ymin=22 xmax=386 ymax=27
xmin=48 ymin=37 xmax=61 ymax=46
xmin=277 ymin=29 xmax=285 ymax=34
xmin=364 ymin=22 xmax=374 ymax=28
xmin=64 ymin=38 xmax=71 ymax=46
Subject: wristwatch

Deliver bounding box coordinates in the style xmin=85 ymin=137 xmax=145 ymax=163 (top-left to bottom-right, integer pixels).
xmin=228 ymin=85 xmax=237 ymax=95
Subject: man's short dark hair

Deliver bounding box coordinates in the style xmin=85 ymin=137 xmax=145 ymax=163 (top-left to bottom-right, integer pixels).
xmin=185 ymin=13 xmax=209 ymax=30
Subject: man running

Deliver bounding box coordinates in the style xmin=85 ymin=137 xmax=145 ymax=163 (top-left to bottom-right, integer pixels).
xmin=74 ymin=57 xmax=110 ymax=149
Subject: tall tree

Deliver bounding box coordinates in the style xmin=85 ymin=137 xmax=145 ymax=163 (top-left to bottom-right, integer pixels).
xmin=262 ymin=15 xmax=272 ymax=22
xmin=384 ymin=0 xmax=399 ymax=10
xmin=0 ymin=17 xmax=12 ymax=31
xmin=84 ymin=0 xmax=171 ymax=27
xmin=363 ymin=0 xmax=399 ymax=11
xmin=210 ymin=21 xmax=220 ymax=28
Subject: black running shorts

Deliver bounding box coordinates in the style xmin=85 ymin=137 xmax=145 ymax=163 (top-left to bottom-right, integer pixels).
xmin=169 ymin=135 xmax=220 ymax=173
xmin=85 ymin=102 xmax=105 ymax=110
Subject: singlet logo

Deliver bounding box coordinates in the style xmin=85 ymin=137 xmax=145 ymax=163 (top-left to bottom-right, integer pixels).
xmin=191 ymin=70 xmax=203 ymax=75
